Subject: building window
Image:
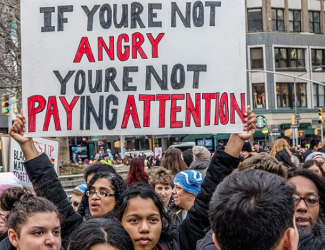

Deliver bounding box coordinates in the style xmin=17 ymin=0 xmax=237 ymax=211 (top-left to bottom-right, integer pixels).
xmin=276 ymin=83 xmax=307 ymax=108
xmin=309 ymin=11 xmax=320 ymax=34
xmin=272 ymin=9 xmax=285 ymax=31
xmin=274 ymin=48 xmax=305 ymax=70
xmin=289 ymin=10 xmax=301 ymax=32
xmin=252 ymin=83 xmax=266 ymax=109
xmin=247 ymin=8 xmax=263 ymax=32
xmin=311 ymin=49 xmax=324 ymax=70
xmin=313 ymin=83 xmax=325 ymax=107
xmin=251 ymin=48 xmax=264 ymax=69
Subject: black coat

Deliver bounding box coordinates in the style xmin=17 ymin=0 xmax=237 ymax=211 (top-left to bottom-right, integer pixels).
xmin=196 ymin=229 xmax=219 ymax=250
xmin=158 ymin=150 xmax=240 ymax=250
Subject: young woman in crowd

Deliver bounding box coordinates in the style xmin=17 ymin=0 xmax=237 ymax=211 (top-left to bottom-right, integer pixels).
xmin=149 ymin=168 xmax=181 ymax=226
xmin=270 ymin=138 xmax=292 ymax=157
xmin=287 ymin=169 xmax=325 ymax=242
xmin=182 ymin=149 xmax=193 ymax=168
xmin=306 ymin=152 xmax=325 ymax=173
xmin=78 ymin=172 xmax=126 ymax=220
xmin=69 ymin=218 xmax=134 ymax=250
xmin=0 ymin=187 xmax=62 ymax=250
xmin=125 ymin=158 xmax=149 ymax=187
xmin=239 ymin=141 xmax=256 ymax=162
xmin=160 ymin=148 xmax=189 ymax=176
xmin=302 ymin=160 xmax=325 ymax=177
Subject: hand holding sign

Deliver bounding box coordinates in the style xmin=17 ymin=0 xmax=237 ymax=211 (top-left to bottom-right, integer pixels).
xmin=238 ymin=106 xmax=256 ymax=141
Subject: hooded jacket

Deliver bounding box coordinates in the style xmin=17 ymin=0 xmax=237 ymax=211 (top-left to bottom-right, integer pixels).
xmin=20 ymin=149 xmax=239 ymax=250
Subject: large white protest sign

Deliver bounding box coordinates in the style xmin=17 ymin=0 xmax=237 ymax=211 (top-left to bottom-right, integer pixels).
xmin=21 ymin=0 xmax=246 ymax=137
xmin=9 ymin=137 xmax=59 ymax=187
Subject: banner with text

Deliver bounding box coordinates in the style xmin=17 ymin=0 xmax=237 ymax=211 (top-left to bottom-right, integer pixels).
xmin=9 ymin=138 xmax=59 ymax=187
xmin=21 ymin=0 xmax=246 ymax=136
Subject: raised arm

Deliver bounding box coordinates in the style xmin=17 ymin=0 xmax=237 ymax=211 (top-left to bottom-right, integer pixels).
xmin=9 ymin=114 xmax=83 ymax=248
xmin=178 ymin=106 xmax=256 ymax=250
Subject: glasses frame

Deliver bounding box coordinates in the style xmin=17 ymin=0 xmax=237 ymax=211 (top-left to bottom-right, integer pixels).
xmin=293 ymin=194 xmax=320 ymax=207
xmin=86 ymin=190 xmax=115 ymax=198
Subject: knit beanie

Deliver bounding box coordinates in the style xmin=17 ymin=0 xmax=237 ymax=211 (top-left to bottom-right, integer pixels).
xmin=173 ymin=170 xmax=204 ymax=196
xmin=75 ymin=184 xmax=87 ymax=194
xmin=242 ymin=141 xmax=252 ymax=153
xmin=0 ymin=173 xmax=23 ymax=196
xmin=306 ymin=152 xmax=325 ymax=162
xmin=192 ymin=146 xmax=211 ymax=161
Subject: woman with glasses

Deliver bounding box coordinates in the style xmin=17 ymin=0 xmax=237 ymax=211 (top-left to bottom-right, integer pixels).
xmin=78 ymin=172 xmax=126 ymax=219
xmin=288 ymin=169 xmax=325 ymax=241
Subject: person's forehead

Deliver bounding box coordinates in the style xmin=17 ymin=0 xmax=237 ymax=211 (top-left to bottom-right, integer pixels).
xmin=155 ymin=183 xmax=172 ymax=189
xmin=91 ymin=178 xmax=112 ymax=189
xmin=288 ymin=176 xmax=319 ymax=195
xmin=124 ymin=197 xmax=160 ymax=216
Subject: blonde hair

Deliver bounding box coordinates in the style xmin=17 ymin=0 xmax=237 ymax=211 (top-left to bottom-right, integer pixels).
xmin=270 ymin=139 xmax=292 ymax=158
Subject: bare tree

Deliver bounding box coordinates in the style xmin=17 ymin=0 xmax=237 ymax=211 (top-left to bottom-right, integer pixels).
xmin=0 ymin=0 xmax=21 ymax=106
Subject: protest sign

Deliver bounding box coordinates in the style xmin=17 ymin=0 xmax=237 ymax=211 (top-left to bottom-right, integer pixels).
xmin=9 ymin=137 xmax=59 ymax=187
xmin=1 ymin=134 xmax=10 ymax=172
xmin=154 ymin=147 xmax=162 ymax=159
xmin=21 ymin=0 xmax=246 ymax=137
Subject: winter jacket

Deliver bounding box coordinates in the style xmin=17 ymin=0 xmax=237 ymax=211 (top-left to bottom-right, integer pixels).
xmin=24 ymin=153 xmax=83 ymax=249
xmin=189 ymin=159 xmax=210 ymax=177
xmin=157 ymin=149 xmax=240 ymax=250
xmin=196 ymin=229 xmax=219 ymax=250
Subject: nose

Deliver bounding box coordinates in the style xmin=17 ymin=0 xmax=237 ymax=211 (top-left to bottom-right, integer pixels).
xmin=139 ymin=221 xmax=150 ymax=233
xmin=172 ymin=187 xmax=176 ymax=195
xmin=45 ymin=233 xmax=56 ymax=247
xmin=296 ymin=199 xmax=308 ymax=213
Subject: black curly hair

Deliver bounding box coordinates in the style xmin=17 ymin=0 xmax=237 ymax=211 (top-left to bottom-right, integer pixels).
xmin=78 ymin=172 xmax=126 ymax=218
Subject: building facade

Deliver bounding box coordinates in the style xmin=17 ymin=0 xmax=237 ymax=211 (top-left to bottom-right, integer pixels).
xmin=247 ymin=0 xmax=325 ymax=146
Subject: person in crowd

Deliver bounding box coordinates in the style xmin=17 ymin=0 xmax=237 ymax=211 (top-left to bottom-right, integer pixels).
xmin=208 ymin=170 xmax=298 ymax=250
xmin=215 ymin=140 xmax=225 ymax=151
xmin=155 ymin=156 xmax=161 ymax=167
xmin=147 ymin=155 xmax=154 ymax=168
xmin=78 ymin=172 xmax=126 ymax=220
xmin=100 ymin=154 xmax=112 ymax=166
xmin=240 ymin=141 xmax=257 ymax=162
xmin=149 ymin=167 xmax=181 ymax=226
xmin=107 ymin=148 xmax=113 ymax=160
xmin=141 ymin=153 xmax=146 ymax=159
xmin=253 ymin=142 xmax=264 ymax=153
xmin=302 ymin=160 xmax=325 ymax=177
xmin=71 ymin=184 xmax=87 ymax=212
xmin=122 ymin=158 xmax=130 ymax=166
xmin=160 ymin=148 xmax=189 ymax=176
xmin=0 ymin=173 xmax=23 ymax=242
xmin=275 ymin=150 xmax=297 ymax=169
xmin=304 ymin=139 xmax=322 ymax=158
xmin=182 ymin=149 xmax=193 ymax=167
xmin=172 ymin=170 xmax=204 ymax=221
xmin=287 ymin=169 xmax=325 ymax=241
xmin=190 ymin=146 xmax=211 ymax=177
xmin=125 ymin=158 xmax=149 ymax=187
xmin=113 ymin=153 xmax=119 ymax=161
xmin=0 ymin=187 xmax=62 ymax=250
xmin=270 ymin=138 xmax=292 ymax=157
xmin=197 ymin=152 xmax=288 ymax=250
xmin=72 ymin=148 xmax=80 ymax=164
xmin=68 ymin=218 xmax=134 ymax=250
xmin=83 ymin=163 xmax=116 ymax=184
xmin=306 ymin=152 xmax=325 ymax=172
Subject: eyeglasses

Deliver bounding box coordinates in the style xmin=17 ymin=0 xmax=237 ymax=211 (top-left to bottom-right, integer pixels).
xmin=293 ymin=194 xmax=320 ymax=207
xmin=86 ymin=190 xmax=115 ymax=198
xmin=71 ymin=201 xmax=80 ymax=208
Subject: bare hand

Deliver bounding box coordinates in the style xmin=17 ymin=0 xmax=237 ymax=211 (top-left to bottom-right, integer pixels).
xmin=238 ymin=106 xmax=256 ymax=141
xmin=8 ymin=111 xmax=32 ymax=145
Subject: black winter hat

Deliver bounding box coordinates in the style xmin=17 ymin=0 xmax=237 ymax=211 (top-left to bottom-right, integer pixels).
xmin=242 ymin=142 xmax=252 ymax=153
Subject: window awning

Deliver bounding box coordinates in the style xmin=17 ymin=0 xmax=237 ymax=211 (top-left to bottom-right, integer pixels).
xmin=182 ymin=134 xmax=213 ymax=142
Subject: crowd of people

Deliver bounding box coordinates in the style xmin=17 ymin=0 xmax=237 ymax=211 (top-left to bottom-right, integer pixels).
xmin=2 ymin=107 xmax=325 ymax=249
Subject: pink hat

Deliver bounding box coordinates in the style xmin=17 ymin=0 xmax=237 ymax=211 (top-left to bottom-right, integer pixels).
xmin=0 ymin=173 xmax=23 ymax=196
